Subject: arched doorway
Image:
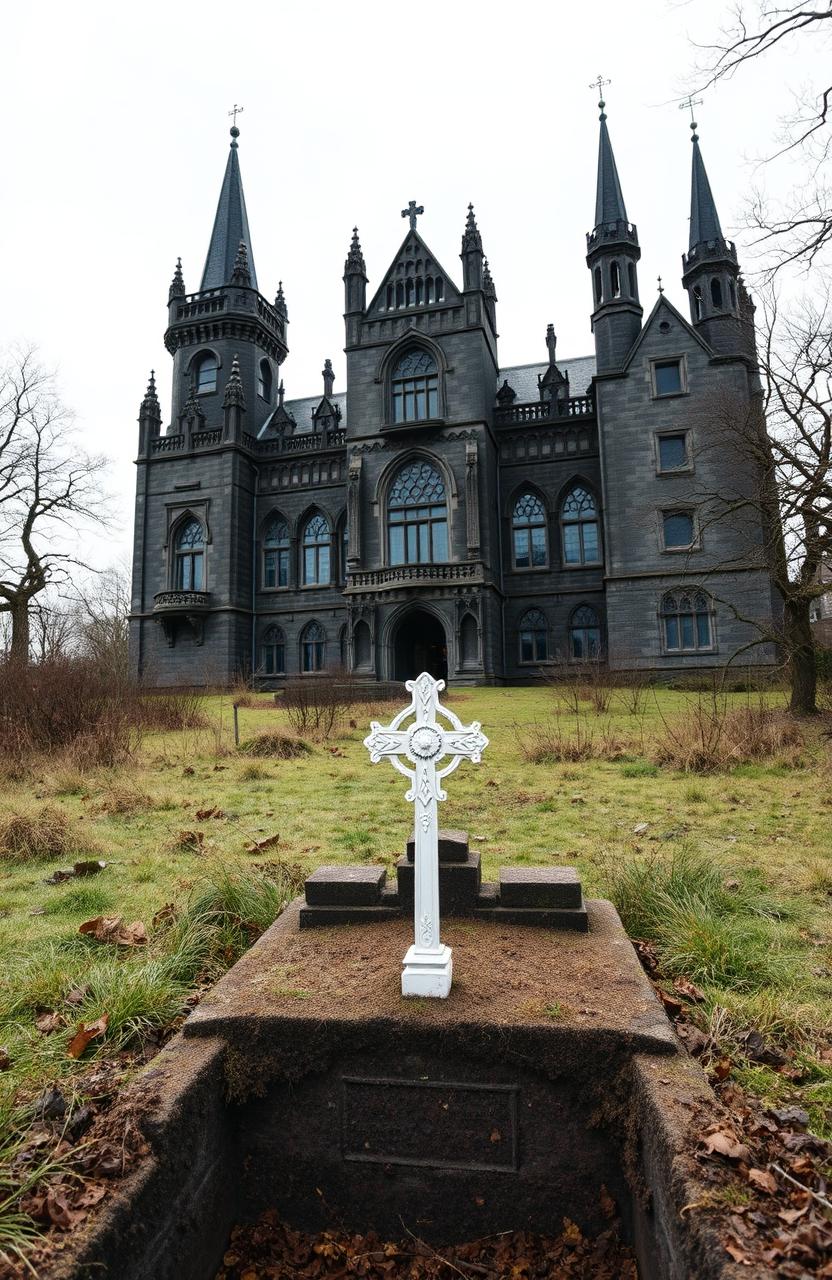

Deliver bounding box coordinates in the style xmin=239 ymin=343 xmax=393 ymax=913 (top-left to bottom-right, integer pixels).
xmin=393 ymin=609 xmax=448 ymax=683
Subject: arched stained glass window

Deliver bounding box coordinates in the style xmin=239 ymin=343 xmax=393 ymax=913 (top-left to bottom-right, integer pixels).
xmin=391 ymin=349 xmax=439 ymax=422
xmin=261 ymin=625 xmax=285 ymax=675
xmin=388 ymin=461 xmax=448 ymax=565
xmin=301 ymin=621 xmax=326 ymax=672
xmin=518 ymin=608 xmax=548 ymax=664
xmin=302 ymin=514 xmax=330 ymax=585
xmin=661 ymin=590 xmax=713 ymax=652
xmin=561 ymin=486 xmax=600 ymax=565
xmin=570 ymin=605 xmax=602 ymax=660
xmin=263 ymin=517 xmax=289 ymax=588
xmin=174 ymin=518 xmax=205 ymax=590
xmin=194 ymin=352 xmax=218 ymax=394
xmin=512 ymin=492 xmax=547 ymax=569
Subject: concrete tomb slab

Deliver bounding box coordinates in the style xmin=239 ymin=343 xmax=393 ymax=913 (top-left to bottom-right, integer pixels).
xmin=304 ymin=864 xmax=387 ymax=906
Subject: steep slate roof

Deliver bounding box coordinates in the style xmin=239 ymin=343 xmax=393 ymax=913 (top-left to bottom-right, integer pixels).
xmin=201 ymin=131 xmax=259 ymax=292
xmin=594 ymin=111 xmax=628 ymax=226
xmin=689 ymin=133 xmax=724 ymax=249
xmin=274 ymin=355 xmax=596 ymax=435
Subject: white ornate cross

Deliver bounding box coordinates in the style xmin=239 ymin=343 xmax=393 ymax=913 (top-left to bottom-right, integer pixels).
xmin=364 ymin=672 xmax=488 ymax=998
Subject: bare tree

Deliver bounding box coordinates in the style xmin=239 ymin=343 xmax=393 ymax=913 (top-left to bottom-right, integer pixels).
xmin=72 ymin=562 xmax=131 ymax=680
xmin=0 ymin=347 xmax=108 ymax=663
xmin=695 ymin=288 xmax=831 ymax=713
xmin=692 ymin=3 xmax=832 ymax=273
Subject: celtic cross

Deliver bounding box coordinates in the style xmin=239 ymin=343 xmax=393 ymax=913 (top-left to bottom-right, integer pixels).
xmin=364 ymin=672 xmax=488 ymax=998
xmin=401 ymin=200 xmax=424 ymax=231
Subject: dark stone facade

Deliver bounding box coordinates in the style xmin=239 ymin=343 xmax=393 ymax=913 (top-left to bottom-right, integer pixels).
xmin=129 ymin=115 xmax=779 ymax=687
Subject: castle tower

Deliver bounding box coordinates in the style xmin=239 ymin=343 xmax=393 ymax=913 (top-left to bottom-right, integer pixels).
xmin=681 ymin=117 xmax=744 ymax=355
xmin=585 ymin=96 xmax=642 ymax=373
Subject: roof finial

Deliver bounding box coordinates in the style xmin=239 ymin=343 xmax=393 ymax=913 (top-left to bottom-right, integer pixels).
xmin=589 ymin=75 xmax=611 ymax=121
xmin=482 ymin=257 xmax=497 ymax=302
xmin=401 ymin=199 xmax=424 ymax=231
xmin=322 ymin=358 xmax=335 ymax=399
xmin=679 ymin=94 xmax=703 ymax=143
xmin=345 ymin=226 xmax=366 ymax=274
xmin=657 ymin=275 xmax=664 ymax=294
xmin=231 ymin=240 xmax=252 ymax=287
xmin=545 ymin=323 xmax=557 ymax=365
xmin=169 ymin=256 xmax=185 ymax=301
xmin=275 ymin=279 xmax=287 ymax=319
xmin=140 ymin=370 xmax=161 ymax=420
xmin=223 ymin=353 xmax=246 ymax=410
xmin=228 ymin=103 xmax=243 ymax=148
xmin=462 ymin=203 xmax=482 ymax=253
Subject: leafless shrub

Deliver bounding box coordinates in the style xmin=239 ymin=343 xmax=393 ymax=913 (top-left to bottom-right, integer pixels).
xmin=136 ymin=690 xmax=208 ymax=731
xmin=617 ymin=671 xmax=650 ymax=717
xmin=517 ymin=715 xmax=633 ymax=764
xmin=282 ymin=669 xmax=354 ymax=740
xmin=653 ymin=698 xmax=804 ymax=773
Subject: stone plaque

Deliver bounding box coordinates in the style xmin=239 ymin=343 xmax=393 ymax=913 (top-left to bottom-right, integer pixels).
xmin=341 ymin=1076 xmax=518 ymax=1172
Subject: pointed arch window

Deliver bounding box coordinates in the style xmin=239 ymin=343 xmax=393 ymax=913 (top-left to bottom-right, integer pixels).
xmin=561 ymin=486 xmax=601 ymax=565
xmin=628 ymin=263 xmax=637 ymax=298
xmin=260 ymin=625 xmax=285 ymax=675
xmin=610 ymin=261 xmax=621 ymax=298
xmin=391 ymin=349 xmax=439 ymax=423
xmin=258 ymin=359 xmax=273 ymax=401
xmin=661 ymin=590 xmax=713 ymax=652
xmin=388 ymin=460 xmax=448 ymax=565
xmin=194 ymin=352 xmax=218 ymax=394
xmin=693 ymin=286 xmax=704 ymax=321
xmin=301 ymin=621 xmax=326 ymax=672
xmin=710 ymin=278 xmax=723 ymax=309
xmin=594 ymin=267 xmax=603 ymax=305
xmin=512 ymin=492 xmax=547 ymax=569
xmin=518 ymin=608 xmax=548 ymax=664
xmin=302 ymin=514 xmax=330 ymax=585
xmin=263 ymin=517 xmax=289 ymax=589
xmin=570 ymin=605 xmax=602 ymax=660
xmin=174 ymin=518 xmax=205 ymax=590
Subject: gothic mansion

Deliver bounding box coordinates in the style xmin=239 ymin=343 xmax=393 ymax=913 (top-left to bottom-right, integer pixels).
xmin=129 ymin=110 xmax=778 ymax=686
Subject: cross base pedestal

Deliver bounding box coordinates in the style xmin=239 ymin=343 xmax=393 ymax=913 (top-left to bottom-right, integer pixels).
xmin=401 ymin=944 xmax=453 ymax=998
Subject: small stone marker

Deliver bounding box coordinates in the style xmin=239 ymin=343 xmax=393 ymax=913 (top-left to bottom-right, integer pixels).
xmin=363 ymin=672 xmax=488 ymax=998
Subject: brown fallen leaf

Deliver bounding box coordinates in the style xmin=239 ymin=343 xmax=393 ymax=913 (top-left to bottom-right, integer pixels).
xmin=67 ymin=1014 xmax=109 ymax=1059
xmin=711 ymin=1057 xmax=733 ymax=1081
xmin=673 ymin=977 xmax=706 ymax=1003
xmin=195 ymin=806 xmax=224 ymax=820
xmin=747 ymin=1167 xmax=777 ymax=1194
xmin=657 ymin=989 xmax=684 ymax=1018
xmin=177 ymin=830 xmax=205 ymax=851
xmin=723 ymin=1235 xmax=753 ymax=1265
xmin=701 ymin=1129 xmax=752 ymax=1162
xmin=65 ymin=985 xmax=90 ymax=1006
xmin=79 ymin=916 xmax=148 ymax=946
xmin=36 ymin=1011 xmax=65 ymax=1035
xmin=246 ymin=833 xmax=280 ymax=854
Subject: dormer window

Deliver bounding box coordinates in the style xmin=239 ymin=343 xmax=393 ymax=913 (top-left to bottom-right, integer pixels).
xmin=258 ymin=359 xmax=273 ymax=402
xmin=194 ymin=352 xmax=218 ymax=394
xmin=391 ymin=349 xmax=439 ymax=423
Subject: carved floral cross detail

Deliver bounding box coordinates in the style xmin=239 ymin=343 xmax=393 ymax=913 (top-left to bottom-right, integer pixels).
xmin=364 ymin=672 xmax=488 ymax=997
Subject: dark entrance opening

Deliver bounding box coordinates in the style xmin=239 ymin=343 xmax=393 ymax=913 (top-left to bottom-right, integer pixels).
xmin=393 ymin=609 xmax=448 ymax=683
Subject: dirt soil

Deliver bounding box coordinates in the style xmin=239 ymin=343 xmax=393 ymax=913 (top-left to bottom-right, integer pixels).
xmin=215 ymin=1209 xmax=638 ymax=1279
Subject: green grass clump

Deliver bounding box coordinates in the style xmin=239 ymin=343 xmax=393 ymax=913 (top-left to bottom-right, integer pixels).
xmin=43 ymin=884 xmax=115 ymax=917
xmin=620 ymin=760 xmax=658 ymax=778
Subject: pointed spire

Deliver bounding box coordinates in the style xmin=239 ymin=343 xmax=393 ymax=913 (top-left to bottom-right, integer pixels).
xmin=594 ymin=96 xmax=628 ymax=227
xmin=230 ymin=240 xmax=252 ymax=287
xmin=169 ymin=257 xmax=185 ymax=302
xmin=482 ymin=257 xmax=497 ymax=302
xmin=345 ymin=226 xmax=366 ymax=275
xmin=140 ymin=370 xmax=162 ymax=420
xmin=223 ymin=354 xmax=247 ymax=410
xmin=200 ymin=125 xmax=259 ymax=291
xmin=461 ymin=203 xmax=482 ymax=253
xmin=275 ymin=280 xmax=287 ymax=320
xmin=688 ymin=120 xmax=724 ymax=249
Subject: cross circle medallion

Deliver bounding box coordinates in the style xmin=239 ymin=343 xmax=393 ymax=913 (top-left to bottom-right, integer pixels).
xmin=407 ymin=724 xmax=444 ymax=762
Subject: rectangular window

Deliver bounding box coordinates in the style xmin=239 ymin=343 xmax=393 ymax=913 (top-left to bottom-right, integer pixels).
xmin=432 ymin=521 xmax=448 ymax=562
xmin=531 ymin=527 xmax=546 ymax=567
xmin=654 ymin=360 xmax=683 ymax=397
xmin=514 ymin=529 xmax=530 ymax=568
xmin=563 ymin=525 xmax=581 ymax=564
xmin=658 ymin=433 xmax=688 ymax=471
xmin=389 ymin=525 xmax=404 ymax=565
xmin=581 ymin=523 xmax=600 ymax=562
xmin=520 ymin=634 xmax=534 ymax=663
xmin=662 ymin=510 xmax=695 ymax=550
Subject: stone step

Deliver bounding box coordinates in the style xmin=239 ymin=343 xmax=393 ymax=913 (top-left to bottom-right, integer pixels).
xmin=499 ymin=866 xmax=582 ymax=910
xmin=406 ymin=828 xmax=469 ymax=863
xmin=476 ymin=882 xmax=499 ymax=907
xmin=304 ymin=865 xmax=387 ymax=908
xmin=298 ymin=903 xmax=401 ymax=930
xmin=396 ymin=852 xmax=481 ymax=914
xmin=475 ymin=902 xmax=589 ymax=932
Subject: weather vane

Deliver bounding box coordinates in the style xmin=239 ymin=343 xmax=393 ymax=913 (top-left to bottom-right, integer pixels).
xmin=228 ymin=103 xmax=244 ymax=128
xmin=679 ymin=94 xmax=703 ymax=140
xmin=589 ymin=75 xmax=611 ymax=97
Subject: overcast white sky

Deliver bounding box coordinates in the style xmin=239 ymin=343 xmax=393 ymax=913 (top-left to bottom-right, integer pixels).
xmin=2 ymin=0 xmax=826 ymax=570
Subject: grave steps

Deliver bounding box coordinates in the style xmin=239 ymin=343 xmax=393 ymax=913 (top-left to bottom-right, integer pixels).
xmin=299 ymin=830 xmax=588 ymax=931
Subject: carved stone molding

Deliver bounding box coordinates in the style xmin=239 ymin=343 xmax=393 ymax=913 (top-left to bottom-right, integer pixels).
xmin=465 ymin=441 xmax=480 ymax=556
xmin=347 ymin=454 xmax=362 ymax=567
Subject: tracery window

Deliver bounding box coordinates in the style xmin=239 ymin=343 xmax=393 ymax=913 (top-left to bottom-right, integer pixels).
xmin=260 ymin=625 xmax=285 ymax=675
xmin=174 ymin=519 xmax=205 ymax=591
xmin=660 ymin=591 xmax=713 ymax=652
xmin=512 ymin=492 xmax=547 ymax=569
xmin=301 ymin=621 xmax=326 ymax=672
xmin=561 ymin=486 xmax=600 ymax=565
xmin=263 ymin=517 xmax=289 ymax=588
xmin=194 ymin=352 xmax=218 ymax=394
xmin=391 ymin=349 xmax=439 ymax=422
xmin=302 ymin=514 xmax=330 ymax=585
xmin=570 ymin=605 xmax=602 ymax=660
xmin=387 ymin=461 xmax=448 ymax=565
xmin=518 ymin=608 xmax=548 ymax=664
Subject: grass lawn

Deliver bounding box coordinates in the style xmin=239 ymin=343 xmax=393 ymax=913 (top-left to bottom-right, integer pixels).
xmin=0 ymin=684 xmax=830 ymax=1222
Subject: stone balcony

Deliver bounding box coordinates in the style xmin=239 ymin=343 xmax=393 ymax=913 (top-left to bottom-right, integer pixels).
xmin=345 ymin=562 xmax=484 ymax=595
xmin=153 ymin=591 xmax=211 ymax=612
xmin=494 ymin=395 xmax=594 ymax=428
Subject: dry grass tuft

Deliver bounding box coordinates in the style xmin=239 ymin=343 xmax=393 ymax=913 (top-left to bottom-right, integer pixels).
xmin=136 ymin=691 xmax=208 ymax=731
xmin=653 ymin=701 xmax=804 ymax=773
xmin=0 ymin=804 xmax=78 ymax=862
xmin=89 ymin=779 xmax=153 ymax=816
xmin=238 ymin=732 xmax=313 ymax=760
xmin=517 ymin=717 xmax=634 ymax=764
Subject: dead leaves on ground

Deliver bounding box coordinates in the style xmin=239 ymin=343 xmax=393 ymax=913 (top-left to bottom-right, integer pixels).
xmin=246 ymin=833 xmax=280 ymax=855
xmin=79 ymin=915 xmax=147 ymax=946
xmin=67 ymin=1015 xmax=109 ymax=1059
xmin=216 ymin=1209 xmax=638 ymax=1280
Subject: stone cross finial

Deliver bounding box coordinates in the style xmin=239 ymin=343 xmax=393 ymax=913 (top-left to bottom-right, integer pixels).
xmin=364 ymin=672 xmax=488 ymax=997
xmin=401 ymin=200 xmax=424 ymax=231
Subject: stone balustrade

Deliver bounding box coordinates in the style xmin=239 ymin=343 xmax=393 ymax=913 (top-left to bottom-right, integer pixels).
xmin=153 ymin=590 xmax=210 ymax=611
xmin=495 ymin=395 xmax=594 ymax=427
xmin=346 ymin=562 xmax=484 ymax=592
